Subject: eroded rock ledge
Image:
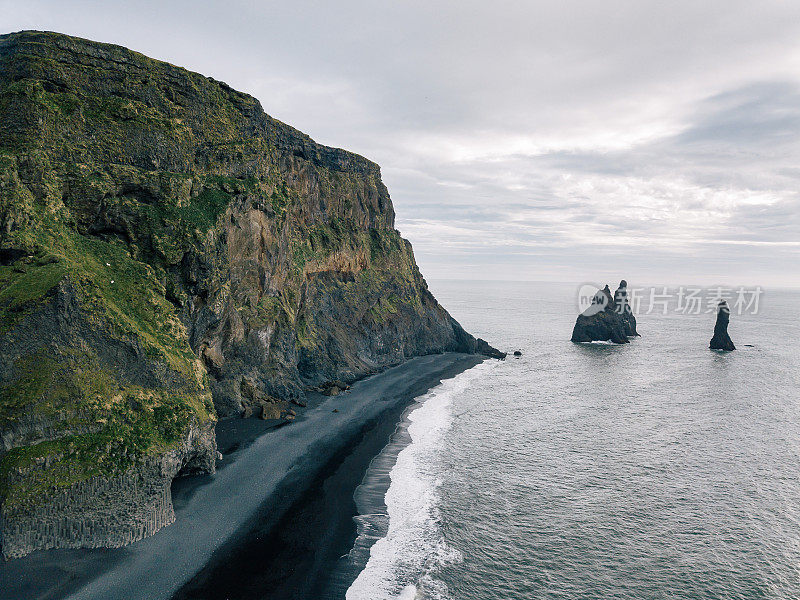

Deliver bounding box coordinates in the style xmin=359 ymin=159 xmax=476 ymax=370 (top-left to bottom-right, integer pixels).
xmin=2 ymin=421 xmax=215 ymax=559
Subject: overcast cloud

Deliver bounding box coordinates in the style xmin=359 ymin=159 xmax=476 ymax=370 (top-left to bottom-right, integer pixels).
xmin=3 ymin=0 xmax=800 ymax=286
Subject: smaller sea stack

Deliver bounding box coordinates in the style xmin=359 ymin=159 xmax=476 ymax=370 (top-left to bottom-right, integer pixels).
xmin=710 ymin=300 xmax=736 ymax=351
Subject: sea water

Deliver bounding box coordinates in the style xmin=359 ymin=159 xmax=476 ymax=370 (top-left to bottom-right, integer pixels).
xmin=345 ymin=280 xmax=800 ymax=600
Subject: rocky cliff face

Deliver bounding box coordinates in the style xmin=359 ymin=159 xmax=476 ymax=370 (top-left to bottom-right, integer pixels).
xmin=0 ymin=31 xmax=495 ymax=558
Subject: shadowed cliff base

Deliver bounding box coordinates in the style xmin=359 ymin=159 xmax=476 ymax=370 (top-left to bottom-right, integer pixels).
xmin=0 ymin=353 xmax=485 ymax=600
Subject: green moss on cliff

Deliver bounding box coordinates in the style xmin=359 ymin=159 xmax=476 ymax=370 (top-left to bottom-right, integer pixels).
xmin=0 ymin=262 xmax=66 ymax=319
xmin=0 ymin=191 xmax=214 ymax=508
xmin=121 ymin=183 xmax=231 ymax=264
xmin=0 ymin=221 xmax=205 ymax=378
xmin=239 ymin=294 xmax=283 ymax=331
xmin=0 ymin=343 xmax=213 ymax=509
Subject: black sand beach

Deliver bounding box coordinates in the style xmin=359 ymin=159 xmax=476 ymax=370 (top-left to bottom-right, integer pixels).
xmin=0 ymin=353 xmax=484 ymax=600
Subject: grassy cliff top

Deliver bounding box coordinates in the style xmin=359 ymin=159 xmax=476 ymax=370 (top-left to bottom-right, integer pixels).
xmin=0 ymin=29 xmax=384 ymax=178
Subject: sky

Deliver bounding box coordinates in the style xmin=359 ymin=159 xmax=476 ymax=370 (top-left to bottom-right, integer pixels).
xmin=3 ymin=1 xmax=800 ymax=287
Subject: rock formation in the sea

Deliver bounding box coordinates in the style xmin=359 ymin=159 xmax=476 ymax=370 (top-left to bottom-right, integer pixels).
xmin=613 ymin=280 xmax=639 ymax=336
xmin=571 ymin=281 xmax=637 ymax=344
xmin=0 ymin=31 xmax=501 ymax=559
xmin=709 ymin=300 xmax=736 ymax=351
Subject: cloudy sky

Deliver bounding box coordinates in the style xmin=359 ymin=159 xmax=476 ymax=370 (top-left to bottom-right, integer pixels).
xmin=4 ymin=1 xmax=800 ymax=286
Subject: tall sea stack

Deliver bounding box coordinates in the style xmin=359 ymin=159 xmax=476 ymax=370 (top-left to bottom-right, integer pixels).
xmin=0 ymin=31 xmax=500 ymax=558
xmin=613 ymin=279 xmax=639 ymax=336
xmin=710 ymin=300 xmax=736 ymax=351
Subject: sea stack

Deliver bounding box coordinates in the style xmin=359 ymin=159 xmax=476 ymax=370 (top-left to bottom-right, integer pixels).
xmin=613 ymin=280 xmax=639 ymax=336
xmin=571 ymin=283 xmax=631 ymax=344
xmin=710 ymin=300 xmax=736 ymax=351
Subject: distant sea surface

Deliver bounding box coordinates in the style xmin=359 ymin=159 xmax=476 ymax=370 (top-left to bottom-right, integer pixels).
xmin=342 ymin=280 xmax=800 ymax=600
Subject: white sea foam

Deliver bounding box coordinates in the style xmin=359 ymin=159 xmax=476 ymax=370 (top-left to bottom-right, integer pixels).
xmin=346 ymin=361 xmax=493 ymax=600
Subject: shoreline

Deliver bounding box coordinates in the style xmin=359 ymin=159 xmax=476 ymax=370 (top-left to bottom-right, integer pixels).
xmin=174 ymin=375 xmax=434 ymax=600
xmin=323 ymin=398 xmax=420 ymax=598
xmin=0 ymin=352 xmax=485 ymax=600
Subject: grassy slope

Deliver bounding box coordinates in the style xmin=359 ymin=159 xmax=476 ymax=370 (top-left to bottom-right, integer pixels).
xmin=0 ymin=217 xmax=216 ymax=508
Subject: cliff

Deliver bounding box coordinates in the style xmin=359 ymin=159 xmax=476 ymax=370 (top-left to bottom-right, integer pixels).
xmin=0 ymin=31 xmax=497 ymax=559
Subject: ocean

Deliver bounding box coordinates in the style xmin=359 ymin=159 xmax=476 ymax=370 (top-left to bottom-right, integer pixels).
xmin=343 ymin=280 xmax=800 ymax=600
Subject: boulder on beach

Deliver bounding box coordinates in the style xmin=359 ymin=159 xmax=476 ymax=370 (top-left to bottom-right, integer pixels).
xmin=318 ymin=380 xmax=351 ymax=396
xmin=710 ymin=300 xmax=736 ymax=351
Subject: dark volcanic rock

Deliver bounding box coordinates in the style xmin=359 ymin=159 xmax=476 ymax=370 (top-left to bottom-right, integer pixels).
xmin=601 ymin=284 xmax=614 ymax=306
xmin=710 ymin=300 xmax=736 ymax=351
xmin=473 ymin=337 xmax=507 ymax=359
xmin=571 ymin=282 xmax=636 ymax=344
xmin=0 ymin=31 xmax=501 ymax=558
xmin=571 ymin=312 xmax=630 ymax=344
xmin=613 ymin=280 xmax=639 ymax=336
xmin=317 ymin=380 xmax=351 ymax=396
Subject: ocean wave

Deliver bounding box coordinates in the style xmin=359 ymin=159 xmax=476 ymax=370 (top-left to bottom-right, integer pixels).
xmin=345 ymin=362 xmax=493 ymax=600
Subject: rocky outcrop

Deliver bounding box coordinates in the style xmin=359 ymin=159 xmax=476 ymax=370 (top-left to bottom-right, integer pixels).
xmin=0 ymin=274 xmax=218 ymax=559
xmin=710 ymin=300 xmax=735 ymax=351
xmin=0 ymin=31 xmax=498 ymax=558
xmin=1 ymin=421 xmax=215 ymax=559
xmin=571 ymin=282 xmax=637 ymax=344
xmin=571 ymin=313 xmax=629 ymax=344
xmin=613 ymin=280 xmax=639 ymax=336
xmin=316 ymin=380 xmax=351 ymax=396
